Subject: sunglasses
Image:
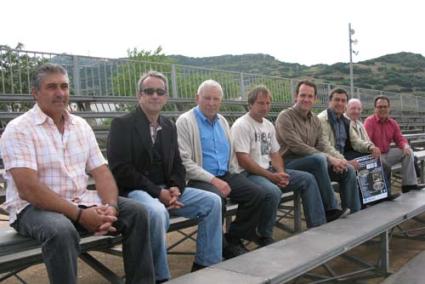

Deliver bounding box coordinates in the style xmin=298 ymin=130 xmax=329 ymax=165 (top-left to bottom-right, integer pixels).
xmin=142 ymin=88 xmax=167 ymax=96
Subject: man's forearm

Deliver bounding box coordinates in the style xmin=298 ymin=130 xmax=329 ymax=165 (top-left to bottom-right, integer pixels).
xmin=270 ymin=152 xmax=285 ymax=172
xmin=91 ymin=165 xmax=119 ymax=206
xmin=236 ymin=153 xmax=272 ymax=178
xmin=11 ymin=168 xmax=80 ymax=221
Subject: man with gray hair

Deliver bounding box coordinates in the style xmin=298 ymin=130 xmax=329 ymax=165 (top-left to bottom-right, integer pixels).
xmin=176 ymin=79 xmax=269 ymax=256
xmin=0 ymin=63 xmax=154 ymax=283
xmin=108 ymin=71 xmax=222 ymax=280
xmin=344 ymin=98 xmax=380 ymax=160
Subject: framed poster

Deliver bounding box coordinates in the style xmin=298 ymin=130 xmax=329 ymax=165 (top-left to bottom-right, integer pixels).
xmin=355 ymin=155 xmax=389 ymax=204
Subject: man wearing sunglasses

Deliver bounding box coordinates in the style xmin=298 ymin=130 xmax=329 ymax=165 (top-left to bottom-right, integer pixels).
xmin=0 ymin=63 xmax=155 ymax=284
xmin=107 ymin=71 xmax=222 ymax=282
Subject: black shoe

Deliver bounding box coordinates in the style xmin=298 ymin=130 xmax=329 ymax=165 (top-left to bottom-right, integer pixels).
xmin=387 ymin=192 xmax=401 ymax=200
xmin=253 ymin=236 xmax=275 ymax=247
xmin=191 ymin=262 xmax=207 ymax=272
xmin=223 ymin=234 xmax=248 ymax=259
xmin=223 ymin=242 xmax=248 ymax=259
xmin=402 ymin=184 xmax=425 ymax=193
xmin=325 ymin=208 xmax=350 ymax=222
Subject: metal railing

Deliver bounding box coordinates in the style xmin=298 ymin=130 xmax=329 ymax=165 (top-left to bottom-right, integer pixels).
xmin=1 ymin=46 xmax=424 ymax=114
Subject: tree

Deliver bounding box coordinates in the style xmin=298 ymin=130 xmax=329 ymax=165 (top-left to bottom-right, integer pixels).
xmin=111 ymin=46 xmax=174 ymax=97
xmin=0 ymin=43 xmax=48 ymax=95
xmin=0 ymin=44 xmax=48 ymax=111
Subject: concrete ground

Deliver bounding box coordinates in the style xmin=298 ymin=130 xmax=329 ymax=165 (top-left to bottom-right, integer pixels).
xmin=2 ymin=192 xmax=425 ymax=283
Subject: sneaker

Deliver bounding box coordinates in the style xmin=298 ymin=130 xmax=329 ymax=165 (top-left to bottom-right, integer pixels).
xmin=254 ymin=236 xmax=275 ymax=247
xmin=325 ymin=208 xmax=350 ymax=222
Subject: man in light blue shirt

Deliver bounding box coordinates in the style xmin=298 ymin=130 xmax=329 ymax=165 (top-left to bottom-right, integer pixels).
xmin=193 ymin=106 xmax=230 ymax=176
xmin=176 ymin=80 xmax=270 ymax=258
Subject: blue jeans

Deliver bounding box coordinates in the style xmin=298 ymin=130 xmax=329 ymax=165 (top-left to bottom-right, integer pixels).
xmin=128 ymin=187 xmax=222 ymax=280
xmin=12 ymin=197 xmax=155 ymax=284
xmin=286 ymin=153 xmax=360 ymax=212
xmin=245 ymin=169 xmax=326 ymax=232
xmin=328 ymin=164 xmax=361 ymax=212
xmin=286 ymin=153 xmax=338 ymax=211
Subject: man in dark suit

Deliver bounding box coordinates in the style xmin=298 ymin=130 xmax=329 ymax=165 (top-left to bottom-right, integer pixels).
xmin=107 ymin=71 xmax=222 ymax=282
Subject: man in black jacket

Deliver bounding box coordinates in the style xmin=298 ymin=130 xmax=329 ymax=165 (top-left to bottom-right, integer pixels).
xmin=107 ymin=71 xmax=222 ymax=282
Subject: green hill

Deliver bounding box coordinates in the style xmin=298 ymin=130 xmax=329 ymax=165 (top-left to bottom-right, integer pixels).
xmin=169 ymin=52 xmax=425 ymax=96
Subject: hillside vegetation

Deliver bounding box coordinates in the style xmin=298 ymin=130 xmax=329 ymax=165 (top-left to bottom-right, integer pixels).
xmin=169 ymin=52 xmax=425 ymax=96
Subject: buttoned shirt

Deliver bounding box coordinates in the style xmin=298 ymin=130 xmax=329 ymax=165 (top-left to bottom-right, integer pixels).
xmin=194 ymin=106 xmax=230 ymax=176
xmin=149 ymin=123 xmax=162 ymax=144
xmin=275 ymin=106 xmax=336 ymax=159
xmin=364 ymin=114 xmax=408 ymax=153
xmin=328 ymin=110 xmax=347 ymax=154
xmin=0 ymin=104 xmax=106 ymax=224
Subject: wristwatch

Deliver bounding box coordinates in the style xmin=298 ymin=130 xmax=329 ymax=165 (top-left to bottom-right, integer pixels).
xmin=108 ymin=203 xmax=120 ymax=215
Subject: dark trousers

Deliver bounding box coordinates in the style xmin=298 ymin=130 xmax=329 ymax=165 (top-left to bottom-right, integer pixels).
xmin=12 ymin=197 xmax=155 ymax=284
xmin=188 ymin=172 xmax=266 ymax=241
xmin=344 ymin=150 xmax=364 ymax=161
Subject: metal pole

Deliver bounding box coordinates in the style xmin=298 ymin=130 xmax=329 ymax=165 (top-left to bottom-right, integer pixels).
xmin=72 ymin=55 xmax=81 ymax=96
xmin=240 ymin=72 xmax=245 ymax=100
xmin=349 ymin=23 xmax=354 ymax=97
xmin=171 ymin=64 xmax=178 ymax=99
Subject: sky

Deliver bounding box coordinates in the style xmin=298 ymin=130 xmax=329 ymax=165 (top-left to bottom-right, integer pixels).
xmin=2 ymin=0 xmax=425 ymax=66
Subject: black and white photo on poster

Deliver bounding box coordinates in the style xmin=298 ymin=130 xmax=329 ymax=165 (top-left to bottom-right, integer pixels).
xmin=355 ymin=155 xmax=389 ymax=204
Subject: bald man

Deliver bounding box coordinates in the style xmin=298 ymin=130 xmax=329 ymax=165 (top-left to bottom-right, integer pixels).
xmin=344 ymin=98 xmax=380 ymax=160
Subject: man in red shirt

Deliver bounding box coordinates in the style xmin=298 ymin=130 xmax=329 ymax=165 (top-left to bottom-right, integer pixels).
xmin=364 ymin=95 xmax=424 ymax=193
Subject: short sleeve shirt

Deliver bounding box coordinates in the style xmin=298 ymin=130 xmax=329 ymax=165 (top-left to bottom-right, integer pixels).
xmin=0 ymin=104 xmax=106 ymax=224
xmin=231 ymin=113 xmax=280 ymax=171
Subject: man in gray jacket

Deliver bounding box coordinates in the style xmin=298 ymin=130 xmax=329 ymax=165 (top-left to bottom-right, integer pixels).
xmin=318 ymin=89 xmax=380 ymax=162
xmin=176 ymin=80 xmax=270 ymax=256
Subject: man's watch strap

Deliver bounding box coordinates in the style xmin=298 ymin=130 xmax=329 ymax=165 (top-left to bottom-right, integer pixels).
xmin=108 ymin=203 xmax=119 ymax=214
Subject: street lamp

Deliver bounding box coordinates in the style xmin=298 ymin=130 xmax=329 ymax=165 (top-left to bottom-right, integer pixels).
xmin=349 ymin=23 xmax=358 ymax=96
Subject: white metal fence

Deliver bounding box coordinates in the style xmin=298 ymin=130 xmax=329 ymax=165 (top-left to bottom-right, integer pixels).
xmin=1 ymin=47 xmax=424 ymax=114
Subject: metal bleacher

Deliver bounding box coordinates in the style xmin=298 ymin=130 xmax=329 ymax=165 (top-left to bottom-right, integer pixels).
xmin=2 ymin=47 xmax=425 ymax=283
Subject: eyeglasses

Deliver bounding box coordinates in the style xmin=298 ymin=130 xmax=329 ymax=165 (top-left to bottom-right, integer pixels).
xmin=142 ymin=88 xmax=167 ymax=96
xmin=376 ymin=105 xmax=389 ymax=109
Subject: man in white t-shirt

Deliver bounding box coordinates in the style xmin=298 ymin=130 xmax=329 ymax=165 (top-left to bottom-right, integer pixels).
xmin=231 ymin=85 xmax=326 ymax=239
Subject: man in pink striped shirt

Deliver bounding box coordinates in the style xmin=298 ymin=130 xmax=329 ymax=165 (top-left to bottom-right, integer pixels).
xmin=364 ymin=95 xmax=424 ymax=193
xmin=0 ymin=63 xmax=154 ymax=284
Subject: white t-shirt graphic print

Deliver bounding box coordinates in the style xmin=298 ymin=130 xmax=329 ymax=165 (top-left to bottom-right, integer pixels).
xmin=231 ymin=113 xmax=280 ymax=172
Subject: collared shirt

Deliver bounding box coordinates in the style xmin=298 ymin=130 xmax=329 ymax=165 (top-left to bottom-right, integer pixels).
xmin=364 ymin=114 xmax=408 ymax=153
xmin=328 ymin=110 xmax=347 ymax=154
xmin=0 ymin=104 xmax=106 ymax=224
xmin=149 ymin=123 xmax=162 ymax=144
xmin=275 ymin=106 xmax=333 ymax=158
xmin=194 ymin=106 xmax=230 ymax=176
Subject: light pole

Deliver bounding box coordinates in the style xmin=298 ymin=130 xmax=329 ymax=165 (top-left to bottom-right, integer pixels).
xmin=349 ymin=23 xmax=358 ymax=96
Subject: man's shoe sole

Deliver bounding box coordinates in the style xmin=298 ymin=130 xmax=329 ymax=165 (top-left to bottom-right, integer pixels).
xmin=339 ymin=208 xmax=351 ymax=219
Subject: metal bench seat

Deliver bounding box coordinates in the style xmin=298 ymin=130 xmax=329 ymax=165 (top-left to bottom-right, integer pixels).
xmin=167 ymin=190 xmax=425 ymax=284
